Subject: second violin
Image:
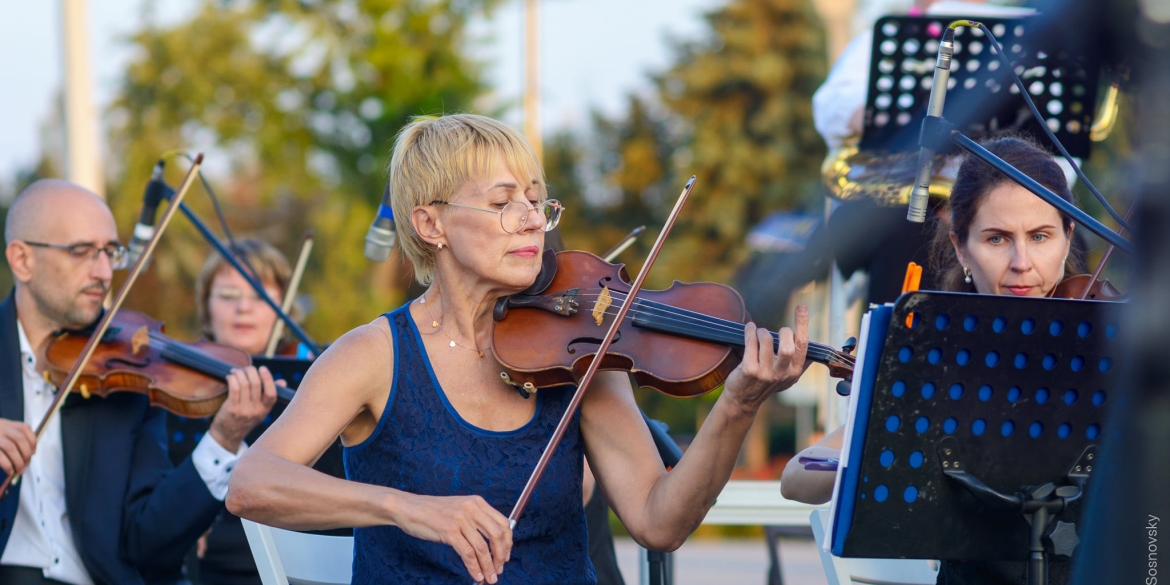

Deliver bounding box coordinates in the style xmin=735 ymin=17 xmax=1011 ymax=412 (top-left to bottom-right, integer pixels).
xmin=44 ymin=309 xmax=295 ymax=418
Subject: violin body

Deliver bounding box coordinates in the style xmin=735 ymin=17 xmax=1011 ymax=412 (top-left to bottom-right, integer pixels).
xmin=45 ymin=310 xmax=252 ymax=417
xmin=493 ymin=251 xmax=745 ymax=397
xmin=1050 ymin=274 xmax=1126 ymax=301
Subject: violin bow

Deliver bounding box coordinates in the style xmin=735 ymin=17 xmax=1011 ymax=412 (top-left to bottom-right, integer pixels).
xmin=1077 ymin=202 xmax=1135 ymax=300
xmin=0 ymin=155 xmax=204 ymax=496
xmin=504 ymin=176 xmax=696 ymax=531
xmin=264 ymin=230 xmax=314 ymax=357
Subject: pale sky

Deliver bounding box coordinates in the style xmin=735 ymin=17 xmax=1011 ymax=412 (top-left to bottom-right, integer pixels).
xmin=0 ymin=0 xmax=725 ymax=191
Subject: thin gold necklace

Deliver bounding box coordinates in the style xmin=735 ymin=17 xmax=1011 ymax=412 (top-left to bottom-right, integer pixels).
xmin=418 ymin=293 xmax=487 ymax=358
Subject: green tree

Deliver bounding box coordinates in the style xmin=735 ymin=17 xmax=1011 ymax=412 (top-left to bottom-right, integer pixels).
xmin=547 ymin=95 xmax=676 ymax=274
xmin=653 ymin=0 xmax=828 ymax=286
xmin=107 ymin=0 xmax=496 ymax=341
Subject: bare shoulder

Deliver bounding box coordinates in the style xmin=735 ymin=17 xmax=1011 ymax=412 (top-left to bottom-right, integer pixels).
xmin=297 ymin=318 xmax=394 ymax=407
xmin=249 ymin=317 xmax=397 ymax=462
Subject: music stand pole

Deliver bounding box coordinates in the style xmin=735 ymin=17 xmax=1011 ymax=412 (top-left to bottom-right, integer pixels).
xmin=917 ymin=116 xmax=1135 ymax=255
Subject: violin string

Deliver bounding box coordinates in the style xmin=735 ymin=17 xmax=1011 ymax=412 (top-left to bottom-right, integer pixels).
xmin=579 ymin=301 xmax=845 ymax=365
xmin=552 ymin=289 xmax=852 ymax=365
xmin=552 ymin=291 xmax=850 ymax=365
xmin=575 ymin=287 xmax=840 ymax=356
xmin=147 ymin=333 xmax=237 ymax=379
xmin=151 ymin=335 xmax=233 ymax=377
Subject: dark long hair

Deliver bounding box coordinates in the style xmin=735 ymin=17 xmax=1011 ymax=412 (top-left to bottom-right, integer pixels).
xmin=930 ymin=135 xmax=1085 ymax=292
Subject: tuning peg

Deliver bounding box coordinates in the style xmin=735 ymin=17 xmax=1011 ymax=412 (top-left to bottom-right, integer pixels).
xmin=841 ymin=337 xmax=858 ymax=355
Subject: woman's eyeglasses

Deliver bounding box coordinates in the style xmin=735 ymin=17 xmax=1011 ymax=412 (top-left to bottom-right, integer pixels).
xmin=432 ymin=199 xmax=564 ymax=234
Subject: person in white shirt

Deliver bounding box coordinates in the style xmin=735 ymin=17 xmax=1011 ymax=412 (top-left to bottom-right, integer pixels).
xmin=0 ymin=179 xmax=278 ymax=585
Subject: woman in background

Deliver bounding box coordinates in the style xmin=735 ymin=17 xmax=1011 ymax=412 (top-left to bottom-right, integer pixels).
xmin=186 ymin=239 xmax=290 ymax=585
xmin=781 ymin=135 xmax=1084 ymax=585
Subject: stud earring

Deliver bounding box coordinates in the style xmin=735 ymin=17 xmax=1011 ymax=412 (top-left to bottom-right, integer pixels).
xmin=963 ymin=266 xmax=972 ymax=284
xmin=437 ymin=242 xmax=444 ymax=250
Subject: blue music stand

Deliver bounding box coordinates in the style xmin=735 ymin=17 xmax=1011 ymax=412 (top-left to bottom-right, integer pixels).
xmin=829 ymin=291 xmax=1121 ymax=584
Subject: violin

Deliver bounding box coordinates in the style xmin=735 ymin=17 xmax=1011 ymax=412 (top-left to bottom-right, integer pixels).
xmin=1050 ymin=202 xmax=1131 ymax=301
xmin=491 ymin=249 xmax=856 ymax=398
xmin=1050 ymin=273 xmax=1125 ymax=300
xmin=44 ymin=309 xmax=296 ymax=418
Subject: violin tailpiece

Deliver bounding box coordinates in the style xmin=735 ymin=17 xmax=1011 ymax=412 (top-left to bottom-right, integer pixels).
xmin=504 ymin=289 xmax=582 ymax=317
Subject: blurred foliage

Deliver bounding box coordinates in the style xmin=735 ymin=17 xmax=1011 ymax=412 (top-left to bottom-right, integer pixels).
xmin=106 ymin=0 xmax=497 ymax=341
xmin=551 ymin=0 xmax=828 ymax=441
xmin=650 ymin=0 xmax=828 ymax=286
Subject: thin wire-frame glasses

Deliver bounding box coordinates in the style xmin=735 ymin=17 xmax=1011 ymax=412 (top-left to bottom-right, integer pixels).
xmin=23 ymin=241 xmax=130 ymax=270
xmin=434 ymin=199 xmax=564 ymax=234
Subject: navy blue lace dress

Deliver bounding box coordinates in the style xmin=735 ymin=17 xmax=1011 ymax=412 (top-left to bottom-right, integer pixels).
xmin=344 ymin=306 xmax=595 ymax=584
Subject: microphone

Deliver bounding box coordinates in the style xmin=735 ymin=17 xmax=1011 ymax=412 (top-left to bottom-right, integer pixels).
xmin=907 ymin=27 xmax=956 ymax=223
xmin=127 ymin=160 xmax=175 ymax=265
xmin=364 ymin=181 xmax=397 ymax=262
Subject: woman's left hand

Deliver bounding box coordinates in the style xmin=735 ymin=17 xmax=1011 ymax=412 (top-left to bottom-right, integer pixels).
xmin=722 ymin=305 xmax=810 ymax=413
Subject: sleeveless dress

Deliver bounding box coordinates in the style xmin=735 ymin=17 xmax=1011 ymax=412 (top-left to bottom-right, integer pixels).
xmin=344 ymin=306 xmax=595 ymax=584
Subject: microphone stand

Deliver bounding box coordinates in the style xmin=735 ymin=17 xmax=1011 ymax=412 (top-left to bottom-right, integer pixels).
xmin=917 ymin=115 xmax=1135 ymax=255
xmin=163 ymin=193 xmax=324 ymax=355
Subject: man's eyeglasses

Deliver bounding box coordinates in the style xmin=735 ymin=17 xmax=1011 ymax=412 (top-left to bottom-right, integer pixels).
xmin=23 ymin=241 xmax=129 ymax=270
xmin=432 ymin=199 xmax=564 ymax=234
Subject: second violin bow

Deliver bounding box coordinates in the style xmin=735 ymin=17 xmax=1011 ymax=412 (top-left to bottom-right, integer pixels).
xmin=264 ymin=230 xmax=314 ymax=357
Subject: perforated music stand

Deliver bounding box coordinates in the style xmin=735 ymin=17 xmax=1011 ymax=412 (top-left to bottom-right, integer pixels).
xmin=860 ymin=15 xmax=1100 ymax=157
xmin=829 ymin=291 xmax=1121 ymax=583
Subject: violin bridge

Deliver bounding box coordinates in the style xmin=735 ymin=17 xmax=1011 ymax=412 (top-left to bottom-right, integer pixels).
xmin=593 ymin=286 xmax=613 ymax=326
xmin=131 ymin=326 xmax=150 ymax=356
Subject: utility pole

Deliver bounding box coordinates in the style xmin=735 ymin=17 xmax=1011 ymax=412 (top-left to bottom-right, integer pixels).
xmin=523 ymin=0 xmax=541 ymax=161
xmin=61 ymin=0 xmax=104 ymax=197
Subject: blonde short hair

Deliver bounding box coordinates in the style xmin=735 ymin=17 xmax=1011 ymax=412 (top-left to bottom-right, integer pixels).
xmin=389 ymin=114 xmax=545 ymax=284
xmin=195 ymin=238 xmax=292 ymax=340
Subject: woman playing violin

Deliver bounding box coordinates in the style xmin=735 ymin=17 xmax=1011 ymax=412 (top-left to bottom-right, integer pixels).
xmin=780 ymin=134 xmax=1084 ymax=585
xmin=227 ymin=113 xmax=812 ymax=584
xmin=181 ymin=239 xmax=290 ymax=585
xmin=197 ymin=239 xmax=293 ymax=357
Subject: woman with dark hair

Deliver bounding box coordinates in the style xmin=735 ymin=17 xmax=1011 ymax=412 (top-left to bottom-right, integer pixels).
xmin=782 ymin=134 xmax=1082 ymax=584
xmin=931 ymin=135 xmax=1083 ymax=297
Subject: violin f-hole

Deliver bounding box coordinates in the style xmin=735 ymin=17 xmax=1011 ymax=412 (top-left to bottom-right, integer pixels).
xmin=567 ymin=330 xmax=623 ymax=355
xmin=106 ymin=356 xmax=152 ymax=369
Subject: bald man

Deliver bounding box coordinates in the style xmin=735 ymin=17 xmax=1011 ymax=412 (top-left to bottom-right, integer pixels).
xmin=0 ymin=180 xmax=279 ymax=585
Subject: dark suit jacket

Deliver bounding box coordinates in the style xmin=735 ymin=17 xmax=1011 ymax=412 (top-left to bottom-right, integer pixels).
xmin=0 ymin=291 xmax=223 ymax=584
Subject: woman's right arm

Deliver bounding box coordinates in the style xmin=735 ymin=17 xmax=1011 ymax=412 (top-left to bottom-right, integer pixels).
xmin=779 ymin=426 xmax=844 ymax=505
xmin=226 ymin=321 xmax=512 ymax=584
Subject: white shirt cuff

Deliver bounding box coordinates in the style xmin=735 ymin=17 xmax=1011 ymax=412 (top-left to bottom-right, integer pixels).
xmin=192 ymin=433 xmax=247 ymax=501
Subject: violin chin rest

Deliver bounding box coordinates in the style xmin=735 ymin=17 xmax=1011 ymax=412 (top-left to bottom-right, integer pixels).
xmin=518 ymin=248 xmax=558 ymax=296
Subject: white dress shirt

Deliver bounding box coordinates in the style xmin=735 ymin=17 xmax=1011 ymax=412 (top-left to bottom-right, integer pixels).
xmin=1 ymin=321 xmax=244 ymax=584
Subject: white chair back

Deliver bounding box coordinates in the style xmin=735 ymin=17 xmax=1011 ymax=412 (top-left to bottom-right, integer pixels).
xmin=809 ymin=510 xmax=939 ymax=585
xmin=241 ymin=518 xmax=354 ymax=585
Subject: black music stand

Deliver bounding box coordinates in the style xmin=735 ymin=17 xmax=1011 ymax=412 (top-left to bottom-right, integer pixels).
xmin=829 ymin=292 xmax=1122 ymax=585
xmin=861 ymin=15 xmax=1099 ymax=157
